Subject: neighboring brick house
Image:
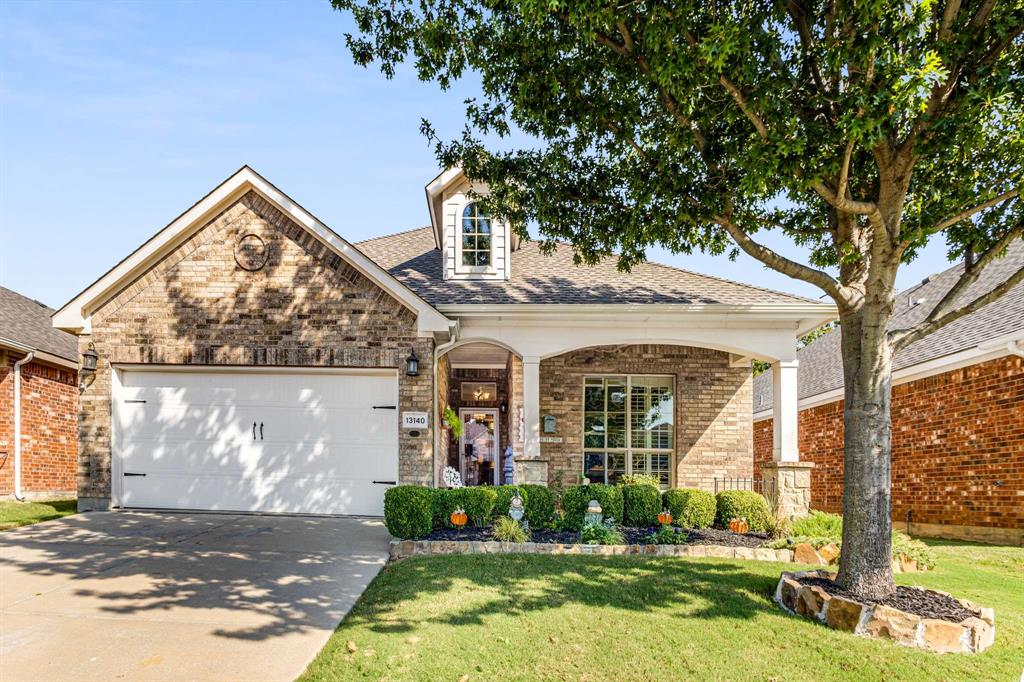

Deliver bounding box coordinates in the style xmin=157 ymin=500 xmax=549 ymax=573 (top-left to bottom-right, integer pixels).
xmin=754 ymin=241 xmax=1024 ymax=546
xmin=1 ymin=286 xmax=79 ymax=499
xmin=54 ymin=166 xmax=834 ymax=515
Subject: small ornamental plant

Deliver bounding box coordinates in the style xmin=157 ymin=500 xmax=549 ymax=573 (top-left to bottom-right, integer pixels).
xmin=643 ymin=526 xmax=688 ymax=545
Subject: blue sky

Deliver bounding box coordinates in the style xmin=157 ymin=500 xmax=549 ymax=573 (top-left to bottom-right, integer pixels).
xmin=1 ymin=0 xmax=955 ymax=309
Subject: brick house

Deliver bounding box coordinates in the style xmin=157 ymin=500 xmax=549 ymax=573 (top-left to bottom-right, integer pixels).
xmin=753 ymin=241 xmax=1024 ymax=545
xmin=1 ymin=287 xmax=79 ymax=499
xmin=54 ymin=166 xmax=835 ymax=515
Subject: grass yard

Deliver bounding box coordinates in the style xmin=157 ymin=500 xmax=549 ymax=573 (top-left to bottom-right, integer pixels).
xmin=301 ymin=540 xmax=1024 ymax=681
xmin=0 ymin=499 xmax=77 ymax=530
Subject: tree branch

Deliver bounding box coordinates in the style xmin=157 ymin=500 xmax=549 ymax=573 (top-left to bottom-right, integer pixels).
xmin=891 ymin=224 xmax=1024 ymax=351
xmin=715 ymin=214 xmax=848 ymax=303
xmin=925 ymin=188 xmax=1020 ymax=235
xmin=938 ymin=0 xmax=962 ymax=41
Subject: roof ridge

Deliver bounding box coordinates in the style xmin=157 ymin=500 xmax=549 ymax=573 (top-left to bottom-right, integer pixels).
xmin=356 ymin=225 xmax=432 ymax=245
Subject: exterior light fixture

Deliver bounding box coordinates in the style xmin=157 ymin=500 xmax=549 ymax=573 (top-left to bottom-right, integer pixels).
xmin=79 ymin=343 xmax=99 ymax=392
xmin=405 ymin=348 xmax=419 ymax=376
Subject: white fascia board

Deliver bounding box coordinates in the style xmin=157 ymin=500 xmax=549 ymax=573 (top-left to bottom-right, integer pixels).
xmin=53 ymin=166 xmax=452 ymax=337
xmin=0 ymin=338 xmax=78 ymax=370
xmin=424 ymin=166 xmax=464 ymax=250
xmin=438 ymin=302 xmax=837 ymax=326
xmin=752 ymin=332 xmax=1024 ymax=421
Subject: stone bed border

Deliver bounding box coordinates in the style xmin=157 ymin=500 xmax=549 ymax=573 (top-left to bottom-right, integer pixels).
xmin=775 ymin=569 xmax=995 ymax=654
xmin=390 ymin=538 xmax=795 ymax=562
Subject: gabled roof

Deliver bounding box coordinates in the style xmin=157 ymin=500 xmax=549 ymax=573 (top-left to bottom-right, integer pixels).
xmin=358 ymin=226 xmax=823 ymax=307
xmin=53 ymin=166 xmax=452 ymax=336
xmin=753 ymin=239 xmax=1024 ymax=412
xmin=0 ymin=286 xmax=78 ymax=366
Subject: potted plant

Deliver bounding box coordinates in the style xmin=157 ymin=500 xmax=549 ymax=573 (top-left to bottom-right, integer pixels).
xmin=442 ymin=406 xmax=463 ymax=439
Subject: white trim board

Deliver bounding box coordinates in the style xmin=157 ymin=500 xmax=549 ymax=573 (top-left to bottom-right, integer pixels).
xmin=53 ymin=166 xmax=452 ymax=337
xmin=752 ymin=336 xmax=1024 ymax=421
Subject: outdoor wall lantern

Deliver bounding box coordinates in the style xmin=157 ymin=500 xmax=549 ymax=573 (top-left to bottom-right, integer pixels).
xmin=499 ymin=401 xmax=508 ymax=414
xmin=405 ymin=348 xmax=419 ymax=377
xmin=79 ymin=343 xmax=99 ymax=392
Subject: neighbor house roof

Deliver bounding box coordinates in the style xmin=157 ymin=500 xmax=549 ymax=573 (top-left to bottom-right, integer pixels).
xmin=753 ymin=239 xmax=1024 ymax=413
xmin=0 ymin=286 xmax=78 ymax=365
xmin=357 ymin=226 xmax=821 ymax=306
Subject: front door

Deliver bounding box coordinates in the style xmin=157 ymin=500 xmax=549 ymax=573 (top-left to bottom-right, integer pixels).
xmin=459 ymin=408 xmax=499 ymax=485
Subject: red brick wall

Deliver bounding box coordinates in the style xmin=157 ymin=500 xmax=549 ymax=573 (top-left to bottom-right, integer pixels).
xmin=0 ymin=350 xmax=78 ymax=496
xmin=754 ymin=354 xmax=1024 ymax=530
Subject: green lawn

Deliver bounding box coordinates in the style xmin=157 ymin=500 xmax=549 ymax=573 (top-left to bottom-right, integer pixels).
xmin=0 ymin=499 xmax=77 ymax=530
xmin=301 ymin=540 xmax=1024 ymax=681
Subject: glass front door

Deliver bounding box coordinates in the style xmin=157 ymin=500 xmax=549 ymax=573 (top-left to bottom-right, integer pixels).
xmin=460 ymin=409 xmax=499 ymax=486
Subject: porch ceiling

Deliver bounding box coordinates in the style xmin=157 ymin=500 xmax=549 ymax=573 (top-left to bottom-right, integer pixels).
xmin=446 ymin=342 xmax=511 ymax=369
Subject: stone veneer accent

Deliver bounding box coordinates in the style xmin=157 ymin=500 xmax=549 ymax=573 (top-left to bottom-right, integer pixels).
xmin=754 ymin=355 xmax=1024 ymax=545
xmin=77 ymin=190 xmax=434 ymax=509
xmin=390 ymin=538 xmax=795 ymax=563
xmin=0 ymin=352 xmax=78 ymax=497
xmin=775 ymin=570 xmax=995 ymax=654
xmin=539 ymin=344 xmax=752 ymax=489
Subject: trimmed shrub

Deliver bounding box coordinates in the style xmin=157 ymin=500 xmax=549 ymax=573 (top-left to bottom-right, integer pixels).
xmin=383 ymin=485 xmax=434 ymax=539
xmin=622 ymin=483 xmax=661 ymax=527
xmin=520 ymin=484 xmax=556 ymax=529
xmin=433 ymin=487 xmax=498 ymax=527
xmin=662 ymin=488 xmax=716 ymax=529
xmin=715 ymin=490 xmax=772 ymax=531
xmin=561 ymin=484 xmax=625 ymax=531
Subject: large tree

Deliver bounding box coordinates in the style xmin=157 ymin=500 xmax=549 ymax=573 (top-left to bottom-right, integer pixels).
xmin=334 ymin=0 xmax=1024 ymax=599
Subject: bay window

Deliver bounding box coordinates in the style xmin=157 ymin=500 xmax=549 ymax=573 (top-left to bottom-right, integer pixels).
xmin=583 ymin=375 xmax=674 ymax=486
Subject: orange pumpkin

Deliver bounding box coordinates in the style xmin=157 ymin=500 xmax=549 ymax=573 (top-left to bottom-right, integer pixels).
xmin=657 ymin=510 xmax=673 ymax=526
xmin=728 ymin=517 xmax=749 ymax=534
xmin=450 ymin=508 xmax=468 ymax=528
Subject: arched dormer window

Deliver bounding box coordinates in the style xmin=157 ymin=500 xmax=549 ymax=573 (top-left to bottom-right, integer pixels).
xmin=460 ymin=202 xmax=492 ymax=269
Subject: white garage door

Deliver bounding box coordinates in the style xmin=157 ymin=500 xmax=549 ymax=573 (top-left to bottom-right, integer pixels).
xmin=112 ymin=368 xmax=399 ymax=516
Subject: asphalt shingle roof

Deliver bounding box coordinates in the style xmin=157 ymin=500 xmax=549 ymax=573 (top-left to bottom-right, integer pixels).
xmin=357 ymin=227 xmax=819 ymax=306
xmin=753 ymin=239 xmax=1024 ymax=412
xmin=0 ymin=286 xmax=78 ymax=362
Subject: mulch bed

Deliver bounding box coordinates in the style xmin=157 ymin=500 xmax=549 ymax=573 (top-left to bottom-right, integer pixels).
xmin=797 ymin=576 xmax=976 ymax=623
xmin=423 ymin=526 xmax=769 ymax=548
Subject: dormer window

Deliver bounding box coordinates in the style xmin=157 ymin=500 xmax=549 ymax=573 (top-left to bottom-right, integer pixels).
xmin=460 ymin=203 xmax=493 ymax=270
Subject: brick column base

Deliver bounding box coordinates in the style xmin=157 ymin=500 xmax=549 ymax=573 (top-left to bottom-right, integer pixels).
xmin=760 ymin=461 xmax=814 ymax=520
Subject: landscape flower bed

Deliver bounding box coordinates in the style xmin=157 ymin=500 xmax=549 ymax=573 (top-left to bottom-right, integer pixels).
xmin=775 ymin=569 xmax=995 ymax=654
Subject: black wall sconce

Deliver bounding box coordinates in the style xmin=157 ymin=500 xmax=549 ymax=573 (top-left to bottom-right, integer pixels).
xmin=500 ymin=401 xmax=508 ymax=415
xmin=79 ymin=342 xmax=99 ymax=392
xmin=405 ymin=348 xmax=419 ymax=376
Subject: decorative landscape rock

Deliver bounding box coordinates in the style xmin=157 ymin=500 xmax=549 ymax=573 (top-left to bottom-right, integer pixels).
xmin=818 ymin=543 xmax=841 ymax=564
xmin=773 ymin=570 xmax=995 ymax=654
xmin=793 ymin=542 xmax=826 ymax=565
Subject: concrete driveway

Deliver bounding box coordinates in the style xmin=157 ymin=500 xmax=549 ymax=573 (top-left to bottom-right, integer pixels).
xmin=0 ymin=511 xmax=391 ymax=681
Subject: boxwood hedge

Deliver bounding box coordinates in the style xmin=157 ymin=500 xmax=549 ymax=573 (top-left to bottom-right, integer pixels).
xmin=662 ymin=488 xmax=716 ymax=529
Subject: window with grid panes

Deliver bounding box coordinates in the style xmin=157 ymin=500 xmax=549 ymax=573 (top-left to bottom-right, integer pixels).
xmin=583 ymin=375 xmax=674 ymax=486
xmin=460 ymin=203 xmax=492 ymax=267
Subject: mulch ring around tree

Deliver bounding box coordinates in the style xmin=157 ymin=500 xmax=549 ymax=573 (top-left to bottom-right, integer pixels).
xmin=424 ymin=526 xmax=769 ymax=548
xmin=797 ymin=576 xmax=976 ymax=623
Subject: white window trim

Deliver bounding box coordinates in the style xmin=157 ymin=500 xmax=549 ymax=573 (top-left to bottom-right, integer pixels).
xmin=454 ymin=199 xmax=497 ymax=275
xmin=581 ymin=374 xmax=676 ymax=487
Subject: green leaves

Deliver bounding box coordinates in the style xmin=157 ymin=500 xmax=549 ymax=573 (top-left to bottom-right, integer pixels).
xmin=333 ymin=0 xmax=1023 ymax=287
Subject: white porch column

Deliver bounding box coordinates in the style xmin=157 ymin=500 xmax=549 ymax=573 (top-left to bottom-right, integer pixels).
xmin=771 ymin=360 xmax=800 ymax=462
xmin=763 ymin=358 xmax=812 ymax=519
xmin=522 ymin=356 xmax=541 ymax=459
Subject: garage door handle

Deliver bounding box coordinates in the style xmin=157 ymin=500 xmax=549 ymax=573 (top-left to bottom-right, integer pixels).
xmin=372 ymin=405 xmax=396 ymax=410
xmin=260 ymin=422 xmax=264 ymax=440
xmin=373 ymin=480 xmax=396 ymax=485
xmin=253 ymin=422 xmax=257 ymax=440
xmin=124 ymin=472 xmax=147 ymax=477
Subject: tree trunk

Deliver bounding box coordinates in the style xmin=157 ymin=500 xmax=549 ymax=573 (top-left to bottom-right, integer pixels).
xmin=836 ymin=302 xmax=896 ymax=600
